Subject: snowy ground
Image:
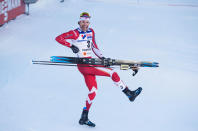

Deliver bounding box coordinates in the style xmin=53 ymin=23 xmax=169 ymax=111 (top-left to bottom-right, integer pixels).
xmin=0 ymin=0 xmax=198 ymax=131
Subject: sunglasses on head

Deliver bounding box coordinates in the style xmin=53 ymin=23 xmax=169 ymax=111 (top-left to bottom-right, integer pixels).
xmin=80 ymin=12 xmax=91 ymax=18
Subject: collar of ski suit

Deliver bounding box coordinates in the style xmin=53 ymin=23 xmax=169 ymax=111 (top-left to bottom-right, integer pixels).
xmin=77 ymin=28 xmax=92 ymax=34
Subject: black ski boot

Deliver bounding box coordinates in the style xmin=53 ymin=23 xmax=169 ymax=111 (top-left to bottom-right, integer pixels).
xmin=123 ymin=87 xmax=142 ymax=102
xmin=79 ymin=109 xmax=96 ymax=127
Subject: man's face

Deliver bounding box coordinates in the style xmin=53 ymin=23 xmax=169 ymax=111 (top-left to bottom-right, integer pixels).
xmin=79 ymin=20 xmax=90 ymax=32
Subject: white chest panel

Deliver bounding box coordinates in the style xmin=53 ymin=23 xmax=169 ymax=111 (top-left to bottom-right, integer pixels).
xmin=72 ymin=32 xmax=93 ymax=57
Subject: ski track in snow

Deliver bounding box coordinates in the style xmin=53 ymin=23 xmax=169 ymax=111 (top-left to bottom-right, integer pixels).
xmin=0 ymin=0 xmax=198 ymax=131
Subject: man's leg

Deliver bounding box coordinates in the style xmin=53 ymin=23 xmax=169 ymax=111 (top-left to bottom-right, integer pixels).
xmin=93 ymin=67 xmax=143 ymax=102
xmin=84 ymin=74 xmax=97 ymax=111
xmin=79 ymin=74 xmax=97 ymax=127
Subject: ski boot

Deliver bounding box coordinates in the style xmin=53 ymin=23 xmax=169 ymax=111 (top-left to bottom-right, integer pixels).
xmin=79 ymin=109 xmax=96 ymax=127
xmin=123 ymin=87 xmax=142 ymax=102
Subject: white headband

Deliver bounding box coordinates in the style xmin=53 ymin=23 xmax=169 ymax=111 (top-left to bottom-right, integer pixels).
xmin=79 ymin=17 xmax=90 ymax=22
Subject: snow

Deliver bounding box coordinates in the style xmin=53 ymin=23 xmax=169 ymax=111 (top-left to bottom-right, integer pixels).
xmin=0 ymin=0 xmax=198 ymax=131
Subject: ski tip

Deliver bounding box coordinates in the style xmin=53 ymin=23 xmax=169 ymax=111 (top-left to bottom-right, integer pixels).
xmin=153 ymin=62 xmax=159 ymax=64
xmin=152 ymin=62 xmax=159 ymax=67
xmin=153 ymin=64 xmax=159 ymax=67
xmin=138 ymin=87 xmax=143 ymax=91
xmin=32 ymin=60 xmax=38 ymax=64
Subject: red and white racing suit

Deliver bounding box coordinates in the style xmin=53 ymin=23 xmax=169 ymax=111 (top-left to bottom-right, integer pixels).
xmin=55 ymin=28 xmax=127 ymax=110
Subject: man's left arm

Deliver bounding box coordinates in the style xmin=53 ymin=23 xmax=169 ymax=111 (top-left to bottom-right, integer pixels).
xmin=90 ymin=28 xmax=104 ymax=59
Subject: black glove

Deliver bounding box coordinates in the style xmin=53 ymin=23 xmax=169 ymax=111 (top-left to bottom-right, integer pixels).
xmin=70 ymin=45 xmax=79 ymax=53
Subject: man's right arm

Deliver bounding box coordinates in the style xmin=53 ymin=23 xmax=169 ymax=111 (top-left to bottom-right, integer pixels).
xmin=55 ymin=30 xmax=79 ymax=47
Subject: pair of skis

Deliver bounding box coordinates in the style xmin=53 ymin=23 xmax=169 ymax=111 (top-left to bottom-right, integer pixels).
xmin=32 ymin=56 xmax=159 ymax=75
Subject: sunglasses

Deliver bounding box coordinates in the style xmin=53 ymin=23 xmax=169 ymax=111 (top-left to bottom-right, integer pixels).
xmin=80 ymin=12 xmax=91 ymax=18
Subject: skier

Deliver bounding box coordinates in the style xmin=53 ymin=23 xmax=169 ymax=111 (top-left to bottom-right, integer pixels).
xmin=55 ymin=12 xmax=142 ymax=127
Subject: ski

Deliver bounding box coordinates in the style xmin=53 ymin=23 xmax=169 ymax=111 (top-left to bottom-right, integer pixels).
xmin=32 ymin=60 xmax=110 ymax=68
xmin=32 ymin=60 xmax=78 ymax=66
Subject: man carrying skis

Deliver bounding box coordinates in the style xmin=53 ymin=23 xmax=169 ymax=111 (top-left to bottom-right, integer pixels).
xmin=55 ymin=12 xmax=142 ymax=127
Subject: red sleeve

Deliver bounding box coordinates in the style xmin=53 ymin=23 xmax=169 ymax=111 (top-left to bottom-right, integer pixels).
xmin=90 ymin=28 xmax=104 ymax=58
xmin=90 ymin=28 xmax=99 ymax=49
xmin=55 ymin=30 xmax=79 ymax=47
